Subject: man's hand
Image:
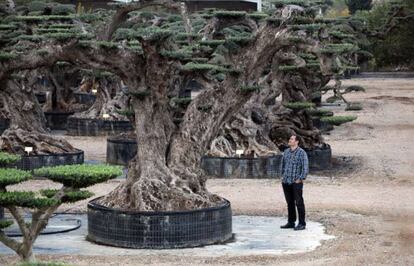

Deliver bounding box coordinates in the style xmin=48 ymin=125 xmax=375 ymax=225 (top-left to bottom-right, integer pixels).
xmin=295 ymin=179 xmax=303 ymax=184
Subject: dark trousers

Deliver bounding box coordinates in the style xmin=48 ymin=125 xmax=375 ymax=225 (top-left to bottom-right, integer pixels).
xmin=282 ymin=182 xmax=306 ymax=225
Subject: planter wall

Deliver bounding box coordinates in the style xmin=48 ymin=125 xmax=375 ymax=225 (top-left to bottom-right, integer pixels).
xmin=15 ymin=150 xmax=84 ymax=171
xmin=106 ymin=137 xmax=137 ymax=165
xmin=44 ymin=112 xmax=74 ymax=130
xmin=87 ymin=197 xmax=232 ymax=249
xmin=305 ymin=144 xmax=332 ymax=171
xmin=202 ymin=145 xmax=332 ymax=178
xmin=201 ymin=155 xmax=283 ymax=178
xmin=67 ymin=117 xmax=133 ymax=136
xmin=312 ymin=117 xmax=334 ymax=132
xmin=73 ymin=92 xmax=96 ymax=105
xmin=0 ymin=119 xmax=9 ymax=135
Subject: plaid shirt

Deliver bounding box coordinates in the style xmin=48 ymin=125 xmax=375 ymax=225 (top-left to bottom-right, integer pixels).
xmin=280 ymin=147 xmax=309 ymax=184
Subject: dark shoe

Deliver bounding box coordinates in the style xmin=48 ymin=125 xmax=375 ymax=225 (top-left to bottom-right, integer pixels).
xmin=280 ymin=223 xmax=295 ymax=229
xmin=294 ymin=224 xmax=306 ymax=231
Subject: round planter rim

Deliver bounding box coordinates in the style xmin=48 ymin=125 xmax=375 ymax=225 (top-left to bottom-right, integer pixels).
xmin=201 ymin=155 xmax=282 ymax=160
xmin=88 ymin=196 xmax=231 ymax=216
xmin=68 ymin=117 xmax=131 ymax=123
xmin=107 ymin=137 xmax=137 ymax=144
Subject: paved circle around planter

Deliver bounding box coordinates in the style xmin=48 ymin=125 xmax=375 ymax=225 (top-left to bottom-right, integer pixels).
xmin=87 ymin=197 xmax=233 ymax=249
xmin=106 ymin=137 xmax=137 ymax=165
xmin=67 ymin=117 xmax=134 ymax=136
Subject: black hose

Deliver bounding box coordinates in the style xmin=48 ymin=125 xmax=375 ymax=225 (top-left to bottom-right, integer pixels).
xmin=5 ymin=214 xmax=82 ymax=237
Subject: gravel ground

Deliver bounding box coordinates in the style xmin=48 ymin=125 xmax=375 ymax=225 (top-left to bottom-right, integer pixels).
xmin=1 ymin=77 xmax=414 ymax=265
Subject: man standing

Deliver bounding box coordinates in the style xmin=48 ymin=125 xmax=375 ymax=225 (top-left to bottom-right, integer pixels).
xmin=279 ymin=135 xmax=309 ymax=230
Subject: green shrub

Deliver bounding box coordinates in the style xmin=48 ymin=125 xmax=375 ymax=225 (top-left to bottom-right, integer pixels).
xmin=0 ymin=168 xmax=31 ymax=187
xmin=0 ymin=152 xmax=21 ymax=165
xmin=247 ymin=12 xmax=268 ymax=20
xmin=34 ymin=164 xmax=122 ymax=189
xmin=284 ymin=102 xmax=315 ymax=110
xmin=200 ymin=40 xmax=226 ymax=47
xmin=321 ymin=115 xmax=357 ymax=126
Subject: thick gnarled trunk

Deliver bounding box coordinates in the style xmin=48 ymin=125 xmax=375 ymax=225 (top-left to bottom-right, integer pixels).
xmin=0 ymin=79 xmax=77 ymax=155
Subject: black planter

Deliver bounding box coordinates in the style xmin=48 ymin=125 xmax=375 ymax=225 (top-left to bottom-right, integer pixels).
xmin=44 ymin=111 xmax=75 ymax=130
xmin=67 ymin=117 xmax=133 ymax=136
xmin=106 ymin=137 xmax=137 ymax=165
xmin=87 ymin=197 xmax=232 ymax=249
xmin=15 ymin=149 xmax=84 ymax=171
xmin=201 ymin=155 xmax=283 ymax=178
xmin=35 ymin=92 xmax=47 ymax=104
xmin=73 ymin=92 xmax=96 ymax=105
xmin=312 ymin=117 xmax=334 ymax=132
xmin=0 ymin=118 xmax=10 ymax=135
xmin=304 ymin=144 xmax=332 ymax=171
xmin=0 ymin=207 xmax=4 ymax=219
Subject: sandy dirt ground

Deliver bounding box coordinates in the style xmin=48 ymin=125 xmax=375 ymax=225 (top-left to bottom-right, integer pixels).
xmin=1 ymin=78 xmax=414 ymax=265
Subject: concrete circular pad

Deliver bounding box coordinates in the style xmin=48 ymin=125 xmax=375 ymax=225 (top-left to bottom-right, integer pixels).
xmin=0 ymin=215 xmax=334 ymax=257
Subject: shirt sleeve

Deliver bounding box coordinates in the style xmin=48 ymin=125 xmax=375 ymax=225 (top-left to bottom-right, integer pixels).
xmin=298 ymin=150 xmax=309 ymax=180
xmin=279 ymin=152 xmax=285 ymax=176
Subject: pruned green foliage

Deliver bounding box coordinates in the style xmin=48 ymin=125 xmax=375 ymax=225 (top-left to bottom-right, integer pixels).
xmin=321 ymin=115 xmax=357 ymax=126
xmin=320 ymin=43 xmax=356 ymax=54
xmin=0 ymin=191 xmax=60 ymax=208
xmin=284 ymin=102 xmax=315 ymax=110
xmin=279 ymin=65 xmax=302 ymax=71
xmin=345 ymin=85 xmax=365 ymax=93
xmin=160 ymin=50 xmax=192 ymax=60
xmin=116 ymin=109 xmax=135 ymax=117
xmin=326 ymin=95 xmax=342 ymax=103
xmin=51 ymin=4 xmax=76 ymax=15
xmin=181 ymin=63 xmax=228 ymax=73
xmin=200 ymin=40 xmax=226 ymax=47
xmin=0 ymin=220 xmax=13 ymax=229
xmin=240 ymin=85 xmax=262 ymax=93
xmin=0 ymin=52 xmax=17 ymax=61
xmin=40 ymin=189 xmax=94 ymax=203
xmin=0 ymin=152 xmax=21 ymax=165
xmin=213 ymin=11 xmax=246 ymax=18
xmin=345 ymin=102 xmax=363 ymax=111
xmin=307 ymin=108 xmax=334 ymax=117
xmin=136 ymin=27 xmax=172 ymax=41
xmin=15 ymin=15 xmax=75 ymax=22
xmin=247 ymin=12 xmax=268 ymax=20
xmin=171 ymin=97 xmax=192 ymax=106
xmin=291 ymin=24 xmax=325 ymax=31
xmin=0 ymin=168 xmax=31 ymax=187
xmin=34 ymin=164 xmax=122 ymax=189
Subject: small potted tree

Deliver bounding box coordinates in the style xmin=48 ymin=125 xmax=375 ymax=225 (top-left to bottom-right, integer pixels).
xmin=0 ymin=161 xmax=122 ymax=262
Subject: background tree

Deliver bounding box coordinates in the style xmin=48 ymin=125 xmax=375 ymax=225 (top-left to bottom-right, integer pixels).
xmin=0 ymin=0 xmax=358 ymax=212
